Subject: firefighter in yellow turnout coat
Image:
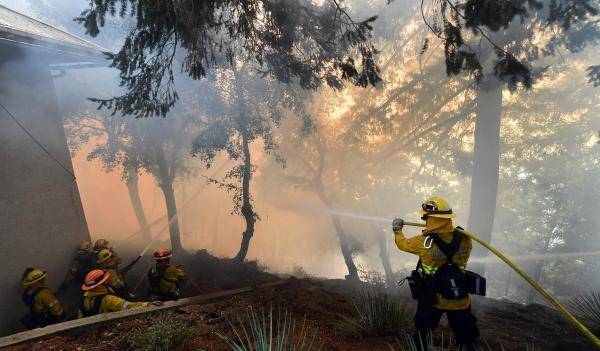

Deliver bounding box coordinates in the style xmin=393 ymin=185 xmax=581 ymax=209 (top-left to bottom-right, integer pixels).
xmin=148 ymin=248 xmax=185 ymax=301
xmin=21 ymin=268 xmax=65 ymax=329
xmin=394 ymin=197 xmax=479 ymax=351
xmin=77 ymin=270 xmax=161 ymax=318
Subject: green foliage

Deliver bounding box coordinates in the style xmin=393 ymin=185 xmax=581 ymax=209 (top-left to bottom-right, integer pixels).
xmin=342 ymin=291 xmax=409 ymax=337
xmin=216 ymin=306 xmax=322 ymax=351
xmin=77 ymin=0 xmax=381 ymax=118
xmin=569 ymin=292 xmax=600 ymax=328
xmin=126 ymin=312 xmax=199 ymax=351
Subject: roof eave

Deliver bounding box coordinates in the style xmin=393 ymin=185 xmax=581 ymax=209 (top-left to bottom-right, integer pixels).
xmin=0 ymin=28 xmax=110 ymax=65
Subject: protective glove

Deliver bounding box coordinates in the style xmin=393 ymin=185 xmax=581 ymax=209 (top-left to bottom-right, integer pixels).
xmin=150 ymin=301 xmax=164 ymax=306
xmin=392 ymin=218 xmax=404 ymax=232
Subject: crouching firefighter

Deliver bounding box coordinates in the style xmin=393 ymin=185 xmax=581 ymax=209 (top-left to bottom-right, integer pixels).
xmin=148 ymin=248 xmax=185 ymax=302
xmin=58 ymin=241 xmax=95 ymax=292
xmin=394 ymin=197 xmax=485 ymax=351
xmin=21 ymin=268 xmax=66 ymax=329
xmin=96 ymin=248 xmax=139 ymax=300
xmin=78 ymin=269 xmax=162 ymax=318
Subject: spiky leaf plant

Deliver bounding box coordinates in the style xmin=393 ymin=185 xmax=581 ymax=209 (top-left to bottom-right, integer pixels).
xmin=570 ymin=292 xmax=600 ymax=328
xmin=342 ymin=291 xmax=409 ymax=337
xmin=216 ymin=306 xmax=322 ymax=351
xmin=387 ymin=333 xmax=533 ymax=351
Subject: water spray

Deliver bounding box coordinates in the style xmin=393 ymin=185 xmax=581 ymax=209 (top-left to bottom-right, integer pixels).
xmin=400 ymin=220 xmax=600 ymax=349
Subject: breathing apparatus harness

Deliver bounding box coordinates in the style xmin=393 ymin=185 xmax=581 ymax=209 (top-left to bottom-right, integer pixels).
xmin=405 ymin=228 xmax=486 ymax=305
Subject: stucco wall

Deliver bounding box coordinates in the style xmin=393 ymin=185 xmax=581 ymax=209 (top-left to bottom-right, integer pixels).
xmin=0 ymin=49 xmax=90 ymax=335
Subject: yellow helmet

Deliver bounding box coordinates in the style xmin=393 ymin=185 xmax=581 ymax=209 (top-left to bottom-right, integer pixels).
xmin=420 ymin=197 xmax=457 ymax=218
xmin=96 ymin=248 xmax=114 ymax=264
xmin=78 ymin=241 xmax=92 ymax=252
xmin=22 ymin=268 xmax=47 ymax=287
xmin=93 ymin=239 xmax=109 ymax=252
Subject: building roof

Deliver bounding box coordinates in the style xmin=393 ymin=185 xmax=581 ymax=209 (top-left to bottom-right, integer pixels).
xmin=0 ymin=4 xmax=108 ymax=62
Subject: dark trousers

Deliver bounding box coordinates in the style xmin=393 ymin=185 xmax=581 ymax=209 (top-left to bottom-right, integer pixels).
xmin=413 ymin=302 xmax=480 ymax=351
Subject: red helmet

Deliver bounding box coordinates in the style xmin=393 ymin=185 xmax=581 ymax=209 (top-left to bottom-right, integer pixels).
xmin=82 ymin=269 xmax=110 ymax=291
xmin=153 ymin=248 xmax=172 ymax=260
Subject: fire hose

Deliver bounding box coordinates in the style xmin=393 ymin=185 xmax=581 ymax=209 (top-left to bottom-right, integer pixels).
xmin=402 ymin=220 xmax=600 ymax=349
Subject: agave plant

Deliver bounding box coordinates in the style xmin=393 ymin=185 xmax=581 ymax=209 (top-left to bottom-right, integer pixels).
xmin=569 ymin=292 xmax=600 ymax=328
xmin=387 ymin=333 xmax=532 ymax=351
xmin=216 ymin=306 xmax=322 ymax=351
xmin=341 ymin=291 xmax=409 ymax=337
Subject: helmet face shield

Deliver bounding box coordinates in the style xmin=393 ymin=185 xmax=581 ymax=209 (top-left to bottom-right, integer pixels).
xmin=422 ymin=201 xmax=438 ymax=212
xmin=419 ymin=197 xmax=457 ymax=218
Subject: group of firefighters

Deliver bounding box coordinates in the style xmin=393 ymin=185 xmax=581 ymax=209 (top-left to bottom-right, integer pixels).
xmin=19 ymin=197 xmax=480 ymax=350
xmin=20 ymin=239 xmax=185 ymax=329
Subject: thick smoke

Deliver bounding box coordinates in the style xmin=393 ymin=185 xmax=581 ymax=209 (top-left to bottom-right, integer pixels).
xmin=1 ymin=0 xmax=599 ymax=304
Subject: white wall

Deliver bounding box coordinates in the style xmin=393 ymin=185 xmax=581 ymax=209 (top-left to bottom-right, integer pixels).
xmin=0 ymin=46 xmax=90 ymax=335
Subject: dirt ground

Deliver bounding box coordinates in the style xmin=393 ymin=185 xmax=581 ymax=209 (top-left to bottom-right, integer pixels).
xmin=2 ymin=252 xmax=595 ymax=350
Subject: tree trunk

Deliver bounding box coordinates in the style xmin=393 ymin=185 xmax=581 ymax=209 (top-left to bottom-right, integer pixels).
xmin=330 ymin=213 xmax=360 ymax=281
xmin=467 ymin=77 xmax=503 ymax=275
xmin=233 ymin=121 xmax=255 ymax=263
xmin=125 ymin=166 xmax=152 ymax=243
xmin=311 ymin=138 xmax=360 ymax=282
xmin=377 ymin=229 xmax=394 ymax=288
xmin=155 ymin=150 xmax=183 ymax=253
xmin=232 ymin=67 xmax=256 ymax=264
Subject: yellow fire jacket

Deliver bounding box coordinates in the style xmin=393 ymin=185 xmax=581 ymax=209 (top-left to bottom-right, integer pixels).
xmin=77 ymin=285 xmax=149 ymax=318
xmin=150 ymin=265 xmax=185 ymax=295
xmin=394 ymin=217 xmax=472 ymax=310
xmin=25 ymin=287 xmax=64 ymax=317
xmin=104 ymin=268 xmax=125 ymax=290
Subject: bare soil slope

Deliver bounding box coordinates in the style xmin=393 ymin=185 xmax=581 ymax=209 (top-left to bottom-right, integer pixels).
xmin=3 ymin=278 xmax=594 ymax=351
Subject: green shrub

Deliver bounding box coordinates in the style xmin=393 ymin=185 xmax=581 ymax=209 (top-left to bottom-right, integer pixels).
xmin=342 ymin=291 xmax=409 ymax=337
xmin=569 ymin=292 xmax=600 ymax=328
xmin=216 ymin=306 xmax=322 ymax=351
xmin=126 ymin=312 xmax=199 ymax=351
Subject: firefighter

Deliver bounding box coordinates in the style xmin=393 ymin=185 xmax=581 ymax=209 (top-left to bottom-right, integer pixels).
xmin=93 ymin=238 xmax=112 ymax=253
xmin=393 ymin=197 xmax=480 ymax=351
xmin=78 ymin=269 xmax=161 ymax=318
xmin=96 ymin=248 xmax=130 ymax=299
xmin=148 ymin=248 xmax=185 ymax=301
xmin=58 ymin=241 xmax=94 ymax=291
xmin=20 ymin=268 xmax=65 ymax=329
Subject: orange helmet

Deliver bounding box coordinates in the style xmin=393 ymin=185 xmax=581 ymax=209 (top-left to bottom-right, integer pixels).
xmin=153 ymin=248 xmax=172 ymax=260
xmin=82 ymin=269 xmax=110 ymax=291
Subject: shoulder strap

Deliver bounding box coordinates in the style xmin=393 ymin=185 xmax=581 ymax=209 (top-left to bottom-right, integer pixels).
xmin=81 ymin=294 xmax=107 ymax=317
xmin=90 ymin=295 xmax=107 ymax=315
xmin=22 ymin=287 xmax=47 ymax=307
xmin=430 ymin=232 xmax=463 ymax=262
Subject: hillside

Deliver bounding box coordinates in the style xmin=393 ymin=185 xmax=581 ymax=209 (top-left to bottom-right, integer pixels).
xmin=2 ymin=269 xmax=594 ymax=351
